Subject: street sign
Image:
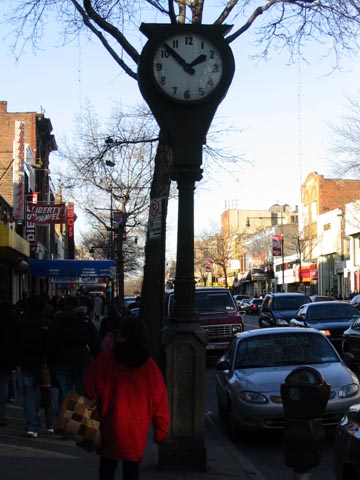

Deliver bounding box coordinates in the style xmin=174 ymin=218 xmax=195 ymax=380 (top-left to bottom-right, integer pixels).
xmin=149 ymin=197 xmax=165 ymax=240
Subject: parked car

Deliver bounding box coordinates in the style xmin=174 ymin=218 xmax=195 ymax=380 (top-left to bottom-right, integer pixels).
xmin=238 ymin=298 xmax=252 ymax=313
xmin=350 ymin=294 xmax=360 ymax=313
xmin=233 ymin=294 xmax=251 ymax=308
xmin=245 ymin=298 xmax=263 ymax=316
xmin=334 ymin=404 xmax=360 ymax=480
xmin=259 ymin=292 xmax=312 ymax=328
xmin=166 ymin=287 xmax=244 ymax=352
xmin=310 ymin=294 xmax=336 ymax=302
xmin=216 ymin=327 xmax=360 ymax=441
xmin=342 ymin=317 xmax=360 ymax=364
xmin=289 ymin=301 xmax=360 ymax=351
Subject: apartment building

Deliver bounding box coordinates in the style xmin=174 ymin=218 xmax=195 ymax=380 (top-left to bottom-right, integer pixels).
xmin=0 ymin=101 xmax=61 ymax=301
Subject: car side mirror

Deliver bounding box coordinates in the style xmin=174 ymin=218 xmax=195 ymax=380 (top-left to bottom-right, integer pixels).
xmin=216 ymin=358 xmax=230 ymax=370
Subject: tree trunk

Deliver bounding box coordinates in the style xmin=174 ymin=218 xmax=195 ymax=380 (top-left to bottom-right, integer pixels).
xmin=140 ymin=129 xmax=173 ymax=369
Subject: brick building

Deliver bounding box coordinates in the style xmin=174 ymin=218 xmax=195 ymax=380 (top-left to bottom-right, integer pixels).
xmin=0 ymin=101 xmax=58 ymax=301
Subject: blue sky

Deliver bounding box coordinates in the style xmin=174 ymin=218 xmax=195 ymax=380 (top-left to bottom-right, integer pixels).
xmin=1 ymin=5 xmax=360 ymax=257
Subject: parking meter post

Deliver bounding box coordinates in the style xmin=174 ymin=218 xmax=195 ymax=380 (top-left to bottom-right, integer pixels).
xmin=280 ymin=367 xmax=331 ymax=478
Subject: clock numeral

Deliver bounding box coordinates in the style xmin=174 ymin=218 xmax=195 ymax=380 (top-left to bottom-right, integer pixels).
xmin=160 ymin=49 xmax=170 ymax=58
xmin=172 ymin=39 xmax=179 ymax=48
xmin=209 ymin=50 xmax=216 ymax=59
xmin=184 ymin=90 xmax=191 ymax=100
xmin=172 ymin=86 xmax=178 ymax=96
xmin=160 ymin=76 xmax=166 ymax=86
xmin=198 ymin=87 xmax=205 ymax=97
xmin=155 ymin=62 xmax=162 ymax=72
xmin=207 ymin=78 xmax=214 ymax=87
xmin=201 ymin=41 xmax=205 ymax=49
xmin=185 ymin=36 xmax=193 ymax=46
xmin=212 ymin=64 xmax=219 ymax=73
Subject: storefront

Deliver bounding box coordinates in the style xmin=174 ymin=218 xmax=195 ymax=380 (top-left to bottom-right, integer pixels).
xmin=0 ymin=223 xmax=30 ymax=303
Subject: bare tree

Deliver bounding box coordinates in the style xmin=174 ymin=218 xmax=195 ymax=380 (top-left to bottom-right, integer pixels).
xmin=196 ymin=226 xmax=237 ymax=288
xmin=328 ymin=91 xmax=360 ymax=179
xmin=58 ymin=103 xmax=156 ymax=301
xmin=4 ymin=0 xmax=360 ymax=363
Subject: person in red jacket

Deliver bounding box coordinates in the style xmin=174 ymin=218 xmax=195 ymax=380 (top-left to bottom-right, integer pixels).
xmin=83 ymin=315 xmax=170 ymax=480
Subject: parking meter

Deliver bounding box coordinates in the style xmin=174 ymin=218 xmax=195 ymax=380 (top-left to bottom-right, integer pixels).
xmin=280 ymin=366 xmax=331 ymax=473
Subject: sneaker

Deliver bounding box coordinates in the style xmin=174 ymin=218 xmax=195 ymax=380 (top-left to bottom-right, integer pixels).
xmin=26 ymin=431 xmax=38 ymax=438
xmin=47 ymin=428 xmax=55 ymax=434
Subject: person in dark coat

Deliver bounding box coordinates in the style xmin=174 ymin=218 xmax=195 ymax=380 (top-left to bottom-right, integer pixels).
xmin=83 ymin=316 xmax=170 ymax=480
xmin=48 ymin=296 xmax=101 ymax=407
xmin=16 ymin=295 xmax=58 ymax=437
xmin=0 ymin=291 xmax=18 ymax=426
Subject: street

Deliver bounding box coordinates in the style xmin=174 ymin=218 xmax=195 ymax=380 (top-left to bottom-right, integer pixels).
xmin=205 ymin=312 xmax=337 ymax=479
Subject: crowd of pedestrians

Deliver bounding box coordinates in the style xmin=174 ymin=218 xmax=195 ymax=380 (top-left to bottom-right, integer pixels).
xmin=0 ymin=288 xmax=169 ymax=480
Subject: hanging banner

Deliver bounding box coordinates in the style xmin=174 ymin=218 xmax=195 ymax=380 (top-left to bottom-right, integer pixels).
xmin=25 ymin=193 xmax=38 ymax=246
xmin=67 ymin=202 xmax=75 ymax=259
xmin=272 ymin=234 xmax=283 ymax=257
xmin=26 ymin=201 xmax=66 ymax=224
xmin=13 ymin=121 xmax=26 ymax=221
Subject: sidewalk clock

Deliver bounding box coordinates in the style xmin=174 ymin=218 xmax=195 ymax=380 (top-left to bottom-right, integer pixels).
xmin=138 ymin=25 xmax=235 ymax=471
xmin=138 ymin=23 xmax=235 ymax=163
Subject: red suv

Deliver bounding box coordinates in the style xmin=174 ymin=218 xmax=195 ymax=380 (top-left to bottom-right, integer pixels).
xmin=166 ymin=287 xmax=244 ymax=352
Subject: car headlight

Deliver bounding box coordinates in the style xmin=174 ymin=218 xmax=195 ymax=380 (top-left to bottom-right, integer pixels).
xmin=239 ymin=391 xmax=268 ymax=404
xmin=232 ymin=325 xmax=243 ymax=334
xmin=338 ymin=383 xmax=360 ymax=398
xmin=275 ymin=318 xmax=289 ymax=326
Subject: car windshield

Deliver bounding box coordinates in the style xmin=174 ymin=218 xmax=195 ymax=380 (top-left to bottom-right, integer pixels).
xmin=307 ymin=304 xmax=359 ymax=321
xmin=235 ymin=332 xmax=339 ymax=369
xmin=195 ymin=292 xmax=236 ymax=313
xmin=274 ymin=296 xmax=309 ymax=310
xmin=168 ymin=291 xmax=236 ymax=314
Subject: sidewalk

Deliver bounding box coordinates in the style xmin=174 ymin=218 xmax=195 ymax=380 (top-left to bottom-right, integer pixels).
xmin=0 ymin=402 xmax=266 ymax=480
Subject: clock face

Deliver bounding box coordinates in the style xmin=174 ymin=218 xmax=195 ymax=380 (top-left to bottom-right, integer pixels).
xmin=152 ymin=32 xmax=223 ymax=103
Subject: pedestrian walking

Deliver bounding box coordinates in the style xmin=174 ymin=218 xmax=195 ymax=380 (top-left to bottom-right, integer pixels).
xmin=93 ymin=294 xmax=104 ymax=331
xmin=0 ymin=290 xmax=18 ymax=426
xmin=16 ymin=295 xmax=58 ymax=438
xmin=99 ymin=303 xmax=123 ymax=352
xmin=48 ymin=296 xmax=101 ymax=407
xmin=83 ymin=315 xmax=170 ymax=480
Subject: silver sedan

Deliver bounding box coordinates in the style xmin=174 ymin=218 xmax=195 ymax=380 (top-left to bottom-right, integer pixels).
xmin=216 ymin=327 xmax=360 ymax=441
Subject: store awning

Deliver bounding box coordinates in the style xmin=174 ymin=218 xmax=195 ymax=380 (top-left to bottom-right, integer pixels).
xmin=0 ymin=223 xmax=30 ymax=259
xmin=240 ymin=271 xmax=251 ymax=283
xmin=29 ymin=259 xmax=115 ymax=278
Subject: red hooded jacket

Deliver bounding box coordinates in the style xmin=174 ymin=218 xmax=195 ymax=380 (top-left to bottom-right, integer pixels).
xmin=83 ymin=348 xmax=170 ymax=461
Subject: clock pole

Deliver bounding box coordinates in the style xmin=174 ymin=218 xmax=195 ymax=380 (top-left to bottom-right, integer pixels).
xmin=138 ymin=23 xmax=235 ymax=471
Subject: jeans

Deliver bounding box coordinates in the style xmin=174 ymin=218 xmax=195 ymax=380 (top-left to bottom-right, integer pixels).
xmin=22 ymin=369 xmax=58 ymax=432
xmin=0 ymin=372 xmax=10 ymax=419
xmin=99 ymin=457 xmax=140 ymax=480
xmin=55 ymin=366 xmax=87 ymax=407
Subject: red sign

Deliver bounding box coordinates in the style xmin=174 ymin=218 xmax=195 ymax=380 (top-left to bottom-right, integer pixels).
xmin=67 ymin=202 xmax=75 ymax=259
xmin=26 ymin=202 xmax=66 ymax=224
xmin=272 ymin=234 xmax=283 ymax=257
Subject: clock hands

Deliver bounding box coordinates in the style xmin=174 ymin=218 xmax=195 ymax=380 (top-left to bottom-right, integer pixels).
xmin=163 ymin=44 xmax=208 ymax=75
xmin=163 ymin=44 xmax=195 ymax=74
xmin=189 ymin=54 xmax=207 ymax=68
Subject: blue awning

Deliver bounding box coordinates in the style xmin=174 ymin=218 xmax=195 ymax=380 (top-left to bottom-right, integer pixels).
xmin=29 ymin=259 xmax=115 ymax=278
